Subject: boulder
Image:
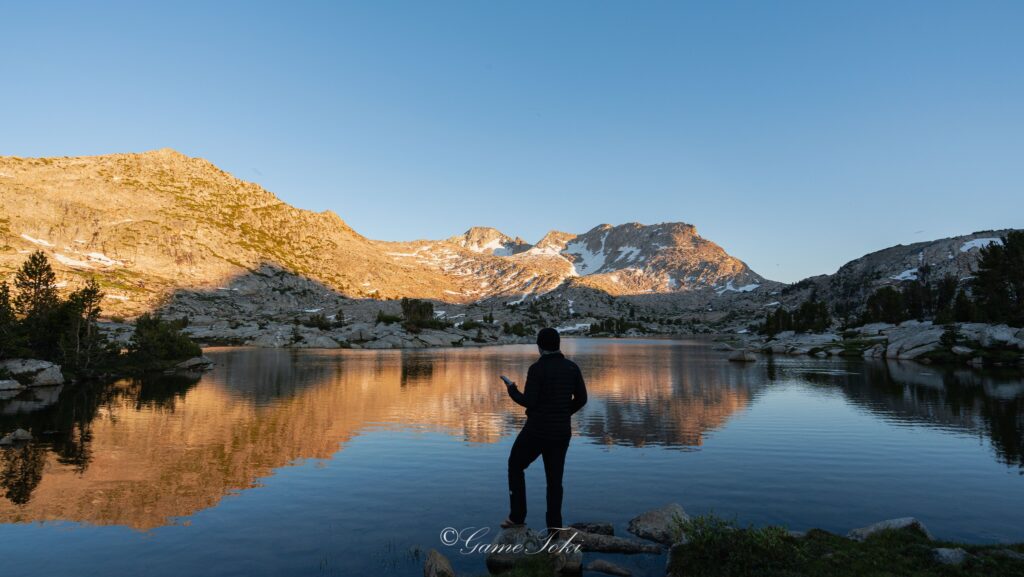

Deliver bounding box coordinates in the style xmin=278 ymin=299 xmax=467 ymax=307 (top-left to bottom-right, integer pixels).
xmin=422 ymin=549 xmax=455 ymax=577
xmin=10 ymin=429 xmax=32 ymax=441
xmin=174 ymin=356 xmax=214 ymax=371
xmin=862 ymin=344 xmax=884 ymax=359
xmin=899 ymin=343 xmax=940 ymax=360
xmin=485 ymin=526 xmax=541 ymax=573
xmin=857 ymin=323 xmax=894 ymax=335
xmin=932 ymin=547 xmax=968 ymax=565
xmin=0 ymin=359 xmax=64 ymax=386
xmin=362 ymin=339 xmax=394 ymax=350
xmin=0 ymin=379 xmax=24 ymax=391
xmin=885 ymin=325 xmax=944 ymax=359
xmin=570 ymin=530 xmax=661 ymax=554
xmin=727 ymin=351 xmax=756 ymax=363
xmin=627 ymin=503 xmax=688 ymax=545
xmin=979 ymin=324 xmax=1019 ymax=348
xmin=0 ymin=434 xmax=13 ymax=446
xmin=847 ymin=517 xmax=934 ymax=541
xmin=341 ymin=322 xmax=375 ymax=342
xmin=294 ymin=334 xmax=340 ymax=349
xmin=986 ymin=548 xmax=1024 ymax=561
xmin=485 ymin=526 xmax=582 ymax=574
xmin=584 ymin=558 xmax=632 ymax=576
xmin=570 ymin=521 xmax=614 ymax=536
xmin=951 ymin=345 xmax=974 ymax=356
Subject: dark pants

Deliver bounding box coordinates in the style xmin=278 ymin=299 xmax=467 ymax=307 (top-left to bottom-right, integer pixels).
xmin=507 ymin=429 xmax=571 ymax=528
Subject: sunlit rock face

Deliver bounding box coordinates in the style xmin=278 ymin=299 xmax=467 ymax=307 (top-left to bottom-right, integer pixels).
xmin=1 ymin=150 xmax=772 ymax=321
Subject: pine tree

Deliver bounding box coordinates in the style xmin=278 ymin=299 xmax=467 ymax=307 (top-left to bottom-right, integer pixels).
xmin=971 ymin=232 xmax=1023 ymax=325
xmin=0 ymin=282 xmax=23 ymax=359
xmin=58 ymin=279 xmax=108 ymax=375
xmin=953 ymin=289 xmax=974 ymax=322
xmin=13 ymin=251 xmax=61 ymax=357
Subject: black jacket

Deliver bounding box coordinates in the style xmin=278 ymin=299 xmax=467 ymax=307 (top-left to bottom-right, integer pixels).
xmin=508 ymin=352 xmax=588 ymax=440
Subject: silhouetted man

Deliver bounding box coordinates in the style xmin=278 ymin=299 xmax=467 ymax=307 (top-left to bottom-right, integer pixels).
xmin=501 ymin=327 xmax=588 ymax=531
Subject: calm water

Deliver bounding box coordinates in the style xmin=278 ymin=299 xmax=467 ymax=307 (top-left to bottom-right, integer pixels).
xmin=1 ymin=338 xmax=1022 ymax=577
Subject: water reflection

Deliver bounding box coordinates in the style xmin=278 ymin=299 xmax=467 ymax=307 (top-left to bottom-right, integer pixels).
xmin=0 ymin=339 xmax=1021 ymax=531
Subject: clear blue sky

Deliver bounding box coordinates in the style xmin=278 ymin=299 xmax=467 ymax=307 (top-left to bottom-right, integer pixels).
xmin=2 ymin=1 xmax=1022 ymax=282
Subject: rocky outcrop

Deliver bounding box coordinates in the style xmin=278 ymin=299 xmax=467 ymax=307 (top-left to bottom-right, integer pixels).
xmin=742 ymin=321 xmax=1024 ymax=366
xmin=423 ymin=549 xmax=455 ymax=577
xmin=174 ymin=356 xmax=214 ymax=372
xmin=569 ymin=521 xmax=614 ymax=536
xmin=0 ymin=428 xmax=32 ymax=445
xmin=0 ymin=379 xmax=23 ymax=391
xmin=583 ymin=558 xmax=632 ymax=576
xmin=847 ymin=517 xmax=934 ymax=541
xmin=932 ymin=547 xmax=969 ymax=565
xmin=484 ymin=527 xmax=582 ymax=574
xmin=570 ymin=530 xmax=662 ymax=554
xmin=627 ymin=503 xmax=688 ymax=545
xmin=0 ymin=359 xmax=64 ymax=386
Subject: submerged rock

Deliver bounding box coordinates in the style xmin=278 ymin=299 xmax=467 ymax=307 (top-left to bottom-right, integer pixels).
xmin=422 ymin=549 xmax=455 ymax=577
xmin=570 ymin=521 xmax=614 ymax=536
xmin=727 ymin=350 xmax=756 ymax=363
xmin=10 ymin=428 xmax=32 ymax=441
xmin=484 ymin=526 xmax=582 ymax=574
xmin=932 ymin=547 xmax=969 ymax=565
xmin=847 ymin=517 xmax=934 ymax=541
xmin=570 ymin=530 xmax=661 ymax=554
xmin=584 ymin=558 xmax=632 ymax=576
xmin=627 ymin=503 xmax=688 ymax=545
xmin=174 ymin=356 xmax=215 ymax=371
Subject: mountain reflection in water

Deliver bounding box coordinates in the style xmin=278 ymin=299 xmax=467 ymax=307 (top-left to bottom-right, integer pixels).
xmin=0 ymin=339 xmax=1021 ymax=533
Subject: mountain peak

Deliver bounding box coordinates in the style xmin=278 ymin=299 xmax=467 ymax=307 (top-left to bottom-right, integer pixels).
xmin=448 ymin=227 xmax=528 ymax=256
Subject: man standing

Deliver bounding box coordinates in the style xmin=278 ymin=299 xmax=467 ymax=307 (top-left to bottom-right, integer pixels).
xmin=501 ymin=327 xmax=588 ymax=532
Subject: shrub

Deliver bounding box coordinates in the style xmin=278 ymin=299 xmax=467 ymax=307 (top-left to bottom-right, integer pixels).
xmin=376 ymin=310 xmax=402 ymax=324
xmin=128 ymin=313 xmax=201 ymax=365
xmin=302 ymin=313 xmax=332 ymax=330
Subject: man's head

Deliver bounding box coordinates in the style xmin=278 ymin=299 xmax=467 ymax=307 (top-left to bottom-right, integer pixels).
xmin=536 ymin=327 xmax=560 ymax=353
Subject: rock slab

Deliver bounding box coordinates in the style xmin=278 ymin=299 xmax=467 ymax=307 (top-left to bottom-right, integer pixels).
xmin=584 ymin=558 xmax=632 ymax=576
xmin=847 ymin=517 xmax=934 ymax=541
xmin=423 ymin=549 xmax=455 ymax=577
xmin=627 ymin=503 xmax=688 ymax=545
xmin=0 ymin=359 xmax=64 ymax=386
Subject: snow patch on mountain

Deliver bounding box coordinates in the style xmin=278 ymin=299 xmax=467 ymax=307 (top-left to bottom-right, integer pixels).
xmin=960 ymin=238 xmax=1002 ymax=252
xmin=565 ymin=234 xmax=608 ymax=275
xmin=716 ymin=281 xmax=760 ymax=295
xmin=891 ymin=268 xmax=919 ymax=281
xmin=20 ymin=233 xmax=53 ymax=247
xmin=54 ymin=253 xmax=93 ymax=269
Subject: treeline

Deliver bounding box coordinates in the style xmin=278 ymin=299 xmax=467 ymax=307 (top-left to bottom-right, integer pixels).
xmin=763 ymin=232 xmax=1024 ymax=334
xmin=759 ymin=299 xmax=831 ymax=336
xmin=375 ymin=298 xmax=452 ymax=332
xmin=0 ymin=251 xmax=200 ymax=379
xmin=589 ymin=317 xmax=643 ymax=335
xmin=861 ymin=231 xmax=1024 ymax=326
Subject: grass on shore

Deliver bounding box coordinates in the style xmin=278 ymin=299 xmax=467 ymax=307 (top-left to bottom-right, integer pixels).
xmin=668 ymin=515 xmax=1024 ymax=577
xmin=475 ymin=515 xmax=1024 ymax=577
